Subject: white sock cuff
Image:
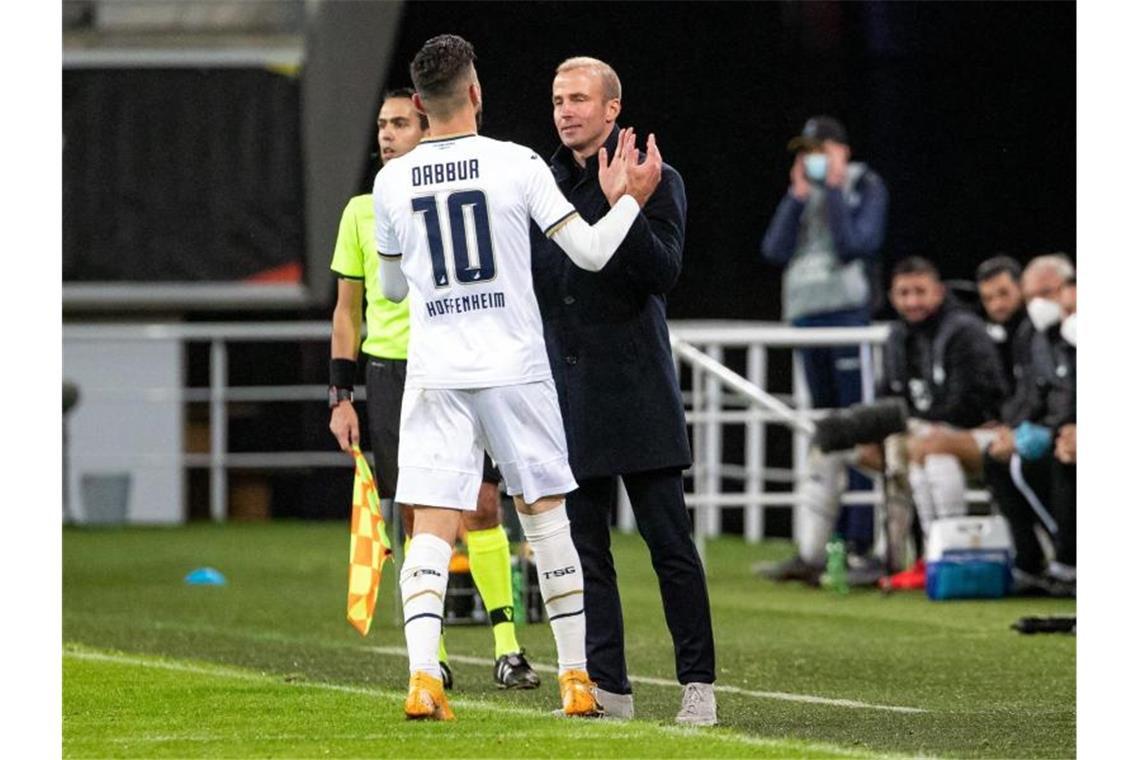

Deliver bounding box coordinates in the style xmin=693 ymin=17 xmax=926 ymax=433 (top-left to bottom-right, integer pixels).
xmin=401 ymin=533 xmax=452 ymax=583
xmin=406 ymin=533 xmax=452 ymax=563
xmin=517 ymin=504 xmax=570 ymax=542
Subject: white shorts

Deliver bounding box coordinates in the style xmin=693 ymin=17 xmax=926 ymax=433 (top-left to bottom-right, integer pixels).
xmin=395 ymin=379 xmax=578 ymax=510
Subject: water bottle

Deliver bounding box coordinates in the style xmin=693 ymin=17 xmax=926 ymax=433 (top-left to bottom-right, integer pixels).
xmin=824 ymin=533 xmax=849 ymax=594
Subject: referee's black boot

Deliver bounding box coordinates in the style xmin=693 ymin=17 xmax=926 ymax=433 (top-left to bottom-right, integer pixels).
xmin=494 ymin=651 xmax=540 ymax=689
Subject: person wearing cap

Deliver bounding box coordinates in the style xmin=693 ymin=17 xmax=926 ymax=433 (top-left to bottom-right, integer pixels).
xmin=760 ymin=116 xmax=889 ymax=576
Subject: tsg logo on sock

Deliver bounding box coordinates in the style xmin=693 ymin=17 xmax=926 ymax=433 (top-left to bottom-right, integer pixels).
xmin=542 ymin=566 xmax=577 ymax=579
xmin=412 ymin=568 xmax=442 ymax=578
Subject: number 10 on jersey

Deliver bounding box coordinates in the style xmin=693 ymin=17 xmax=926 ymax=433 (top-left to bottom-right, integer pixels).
xmin=412 ymin=190 xmax=496 ymax=287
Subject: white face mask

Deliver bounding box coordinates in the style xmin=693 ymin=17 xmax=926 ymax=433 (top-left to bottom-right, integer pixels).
xmin=1027 ymin=297 xmax=1064 ymax=332
xmin=804 ymin=153 xmax=829 ymax=183
xmin=1060 ymin=313 xmax=1076 ymax=346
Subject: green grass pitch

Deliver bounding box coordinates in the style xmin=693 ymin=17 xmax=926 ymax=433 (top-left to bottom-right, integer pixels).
xmin=63 ymin=523 xmax=1074 ymax=758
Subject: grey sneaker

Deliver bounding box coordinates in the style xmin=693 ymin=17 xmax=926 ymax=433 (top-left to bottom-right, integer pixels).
xmin=675 ymin=682 xmax=717 ymax=726
xmin=595 ymin=687 xmax=634 ymax=720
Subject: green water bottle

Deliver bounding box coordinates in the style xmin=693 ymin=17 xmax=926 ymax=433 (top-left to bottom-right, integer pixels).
xmin=824 ymin=533 xmax=849 ymax=595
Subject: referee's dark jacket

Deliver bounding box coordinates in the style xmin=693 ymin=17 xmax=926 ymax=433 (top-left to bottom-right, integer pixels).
xmin=531 ymin=124 xmax=692 ymax=478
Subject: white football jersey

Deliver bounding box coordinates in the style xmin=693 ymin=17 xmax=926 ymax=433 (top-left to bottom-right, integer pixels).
xmin=373 ymin=133 xmax=577 ymax=389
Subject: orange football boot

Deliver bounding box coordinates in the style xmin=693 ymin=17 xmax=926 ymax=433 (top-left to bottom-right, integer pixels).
xmin=404 ymin=671 xmax=455 ymax=721
xmin=558 ymin=669 xmax=603 ymax=717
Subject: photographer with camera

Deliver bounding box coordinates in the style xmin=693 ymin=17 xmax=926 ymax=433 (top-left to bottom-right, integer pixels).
xmin=761 ymin=116 xmax=889 ymax=561
xmin=981 ymin=255 xmax=1076 ymax=596
xmin=763 ymin=257 xmax=1006 ymax=587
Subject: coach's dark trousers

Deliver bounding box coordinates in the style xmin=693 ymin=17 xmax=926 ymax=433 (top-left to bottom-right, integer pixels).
xmin=566 ymin=467 xmax=716 ymax=694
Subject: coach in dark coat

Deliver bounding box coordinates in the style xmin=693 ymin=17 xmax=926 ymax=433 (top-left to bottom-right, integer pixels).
xmin=531 ymin=59 xmax=716 ymax=722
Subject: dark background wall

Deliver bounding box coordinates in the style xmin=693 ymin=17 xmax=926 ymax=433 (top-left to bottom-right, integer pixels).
xmin=186 ymin=0 xmax=1076 ymax=523
xmin=358 ymin=0 xmax=1075 ymax=321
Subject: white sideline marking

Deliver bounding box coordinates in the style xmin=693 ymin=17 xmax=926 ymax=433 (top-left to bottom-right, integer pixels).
xmin=63 ymin=647 xmax=898 ymax=758
xmin=67 ymin=613 xmax=929 ymax=715
xmin=367 ymin=645 xmax=928 ymax=714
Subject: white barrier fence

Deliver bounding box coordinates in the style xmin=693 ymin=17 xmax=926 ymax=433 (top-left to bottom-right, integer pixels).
xmin=64 ymin=320 xmax=896 ymax=534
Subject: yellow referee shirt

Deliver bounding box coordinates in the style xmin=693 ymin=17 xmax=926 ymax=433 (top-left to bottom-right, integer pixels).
xmin=330 ymin=194 xmax=410 ymax=360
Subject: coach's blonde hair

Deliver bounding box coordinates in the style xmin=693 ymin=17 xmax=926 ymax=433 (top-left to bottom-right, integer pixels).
xmin=556 ymin=56 xmax=622 ymax=101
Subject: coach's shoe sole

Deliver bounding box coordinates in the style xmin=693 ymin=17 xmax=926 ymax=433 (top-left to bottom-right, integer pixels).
xmin=558 ymin=670 xmax=603 ymax=717
xmin=404 ymin=671 xmax=455 ymax=721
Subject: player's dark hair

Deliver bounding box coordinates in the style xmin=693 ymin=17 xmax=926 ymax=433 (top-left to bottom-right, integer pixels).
xmin=891 ymin=256 xmax=941 ymax=281
xmin=410 ymin=34 xmax=476 ymax=111
xmin=975 ymin=255 xmax=1022 ymax=284
xmin=382 ymin=87 xmax=428 ymax=130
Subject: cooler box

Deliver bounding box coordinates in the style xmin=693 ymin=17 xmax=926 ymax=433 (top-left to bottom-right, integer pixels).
xmin=925 ymin=516 xmax=1013 ymax=600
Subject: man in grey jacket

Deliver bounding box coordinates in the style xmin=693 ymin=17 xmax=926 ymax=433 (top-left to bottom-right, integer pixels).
xmin=761 ymin=115 xmax=889 ymax=578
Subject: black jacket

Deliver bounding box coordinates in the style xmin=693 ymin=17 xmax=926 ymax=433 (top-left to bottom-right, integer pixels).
xmin=1021 ymin=325 xmax=1076 ymax=432
xmin=530 ymin=125 xmax=691 ymax=479
xmin=881 ymin=300 xmax=1007 ymax=429
xmin=988 ymin=309 xmax=1038 ymax=425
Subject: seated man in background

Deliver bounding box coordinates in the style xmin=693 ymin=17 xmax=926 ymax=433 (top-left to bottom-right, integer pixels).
xmin=897 ymin=255 xmax=1036 ymax=509
xmin=764 ymin=257 xmax=1006 ymax=587
xmin=981 ymin=255 xmax=1076 ymax=596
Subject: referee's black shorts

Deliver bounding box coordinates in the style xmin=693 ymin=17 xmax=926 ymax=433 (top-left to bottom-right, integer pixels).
xmin=364 ymin=354 xmax=501 ymax=500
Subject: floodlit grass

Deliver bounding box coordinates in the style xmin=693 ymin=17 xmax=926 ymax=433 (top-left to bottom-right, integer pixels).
xmin=63 ymin=523 xmax=1075 ymax=758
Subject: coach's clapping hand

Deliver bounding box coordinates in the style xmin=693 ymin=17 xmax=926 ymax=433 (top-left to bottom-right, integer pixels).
xmin=598 ymin=127 xmax=632 ymax=206
xmin=625 ymin=131 xmax=662 ymax=207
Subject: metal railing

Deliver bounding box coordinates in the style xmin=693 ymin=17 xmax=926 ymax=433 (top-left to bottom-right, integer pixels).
xmin=664 ymin=321 xmax=888 ymax=547
xmin=65 ymin=319 xmax=918 ymax=534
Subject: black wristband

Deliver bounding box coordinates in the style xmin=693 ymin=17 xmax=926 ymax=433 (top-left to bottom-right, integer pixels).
xmin=329 ymin=358 xmax=356 ymax=390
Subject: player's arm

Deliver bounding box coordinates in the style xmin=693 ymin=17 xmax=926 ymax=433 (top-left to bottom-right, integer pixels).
xmin=379 ymin=256 xmax=408 ymax=302
xmin=373 ymin=183 xmax=410 ymax=303
xmin=548 ymin=197 xmax=641 ymax=272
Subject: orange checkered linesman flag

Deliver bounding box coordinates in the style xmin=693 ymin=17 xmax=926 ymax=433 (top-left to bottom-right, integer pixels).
xmin=346 ymin=445 xmax=393 ymax=636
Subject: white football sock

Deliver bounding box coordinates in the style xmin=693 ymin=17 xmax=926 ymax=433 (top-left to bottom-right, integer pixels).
xmin=400 ymin=533 xmax=452 ymax=678
xmin=517 ymin=503 xmax=586 ymax=674
xmin=796 ymin=450 xmax=846 ymax=565
xmin=925 ymin=454 xmax=967 ymax=520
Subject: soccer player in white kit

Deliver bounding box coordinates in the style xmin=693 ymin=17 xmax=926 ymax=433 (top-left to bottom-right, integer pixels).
xmin=374 ymin=34 xmax=663 ymax=721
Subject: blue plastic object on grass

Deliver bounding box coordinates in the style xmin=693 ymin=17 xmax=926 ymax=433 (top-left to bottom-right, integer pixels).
xmin=184 ymin=567 xmax=227 ymax=586
xmin=926 ymin=551 xmax=1011 ymax=600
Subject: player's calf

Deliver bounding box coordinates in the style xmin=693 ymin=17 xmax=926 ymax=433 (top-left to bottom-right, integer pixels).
xmin=515 ymin=497 xmax=599 ymax=715
xmin=400 ymin=531 xmax=452 ymax=708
